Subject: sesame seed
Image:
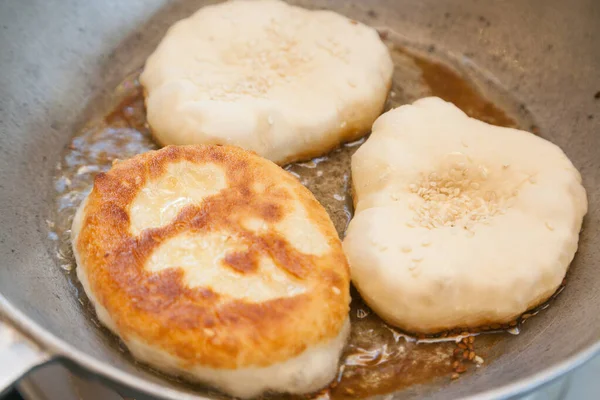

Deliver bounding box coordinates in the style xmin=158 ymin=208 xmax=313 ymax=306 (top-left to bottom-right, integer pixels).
xmin=332 ymin=287 xmax=341 ymax=295
xmin=408 ymin=159 xmax=511 ymax=230
xmin=478 ymin=166 xmax=489 ymax=179
xmin=545 ymin=221 xmax=554 ymax=231
xmin=401 ymin=246 xmax=412 ymax=253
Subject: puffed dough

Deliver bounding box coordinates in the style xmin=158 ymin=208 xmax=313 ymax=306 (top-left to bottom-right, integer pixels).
xmin=140 ymin=0 xmax=393 ymax=165
xmin=344 ymin=97 xmax=587 ymax=333
xmin=72 ymin=145 xmax=351 ymax=397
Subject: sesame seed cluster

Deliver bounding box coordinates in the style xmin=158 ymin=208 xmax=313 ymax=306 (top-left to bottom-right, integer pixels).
xmin=409 ymin=157 xmax=511 ymax=232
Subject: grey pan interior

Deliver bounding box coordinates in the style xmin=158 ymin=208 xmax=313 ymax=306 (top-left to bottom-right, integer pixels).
xmin=0 ymin=0 xmax=599 ymax=399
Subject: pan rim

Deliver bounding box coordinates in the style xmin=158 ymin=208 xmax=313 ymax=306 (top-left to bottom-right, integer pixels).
xmin=2 ymin=293 xmax=599 ymax=400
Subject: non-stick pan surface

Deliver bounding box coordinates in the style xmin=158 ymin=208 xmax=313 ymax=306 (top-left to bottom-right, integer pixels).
xmin=1 ymin=0 xmax=599 ymax=399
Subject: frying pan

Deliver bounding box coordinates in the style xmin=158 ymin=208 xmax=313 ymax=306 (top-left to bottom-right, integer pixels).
xmin=0 ymin=0 xmax=599 ymax=399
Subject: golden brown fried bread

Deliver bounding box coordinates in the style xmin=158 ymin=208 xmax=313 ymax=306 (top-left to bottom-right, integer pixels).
xmin=71 ymin=145 xmax=350 ymax=397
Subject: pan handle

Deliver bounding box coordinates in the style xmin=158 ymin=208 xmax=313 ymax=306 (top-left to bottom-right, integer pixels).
xmin=0 ymin=319 xmax=52 ymax=396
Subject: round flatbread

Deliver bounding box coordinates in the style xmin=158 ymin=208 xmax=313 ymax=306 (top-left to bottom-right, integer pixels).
xmin=344 ymin=97 xmax=587 ymax=333
xmin=72 ymin=145 xmax=350 ymax=397
xmin=140 ymin=0 xmax=393 ymax=164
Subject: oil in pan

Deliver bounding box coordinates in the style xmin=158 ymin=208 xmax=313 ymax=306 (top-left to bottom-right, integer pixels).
xmin=48 ymin=30 xmax=544 ymax=399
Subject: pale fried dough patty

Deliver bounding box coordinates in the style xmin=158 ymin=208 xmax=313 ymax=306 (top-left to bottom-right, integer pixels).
xmin=344 ymin=97 xmax=587 ymax=333
xmin=140 ymin=0 xmax=393 ymax=165
xmin=72 ymin=145 xmax=350 ymax=397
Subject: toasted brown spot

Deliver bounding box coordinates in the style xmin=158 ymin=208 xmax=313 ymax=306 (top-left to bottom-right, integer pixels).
xmin=258 ymin=202 xmax=284 ymax=222
xmin=223 ymin=250 xmax=260 ymax=273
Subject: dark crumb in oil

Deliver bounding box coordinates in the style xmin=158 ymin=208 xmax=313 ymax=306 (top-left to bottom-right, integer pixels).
xmin=594 ymin=91 xmax=600 ymax=100
xmin=367 ymin=9 xmax=377 ymax=19
xmin=478 ymin=15 xmax=491 ymax=27
xmin=450 ymin=336 xmax=482 ymax=378
xmin=588 ymin=115 xmax=594 ymax=120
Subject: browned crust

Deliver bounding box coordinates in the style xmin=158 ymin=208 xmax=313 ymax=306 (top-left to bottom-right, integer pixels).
xmin=75 ymin=145 xmax=350 ymax=368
